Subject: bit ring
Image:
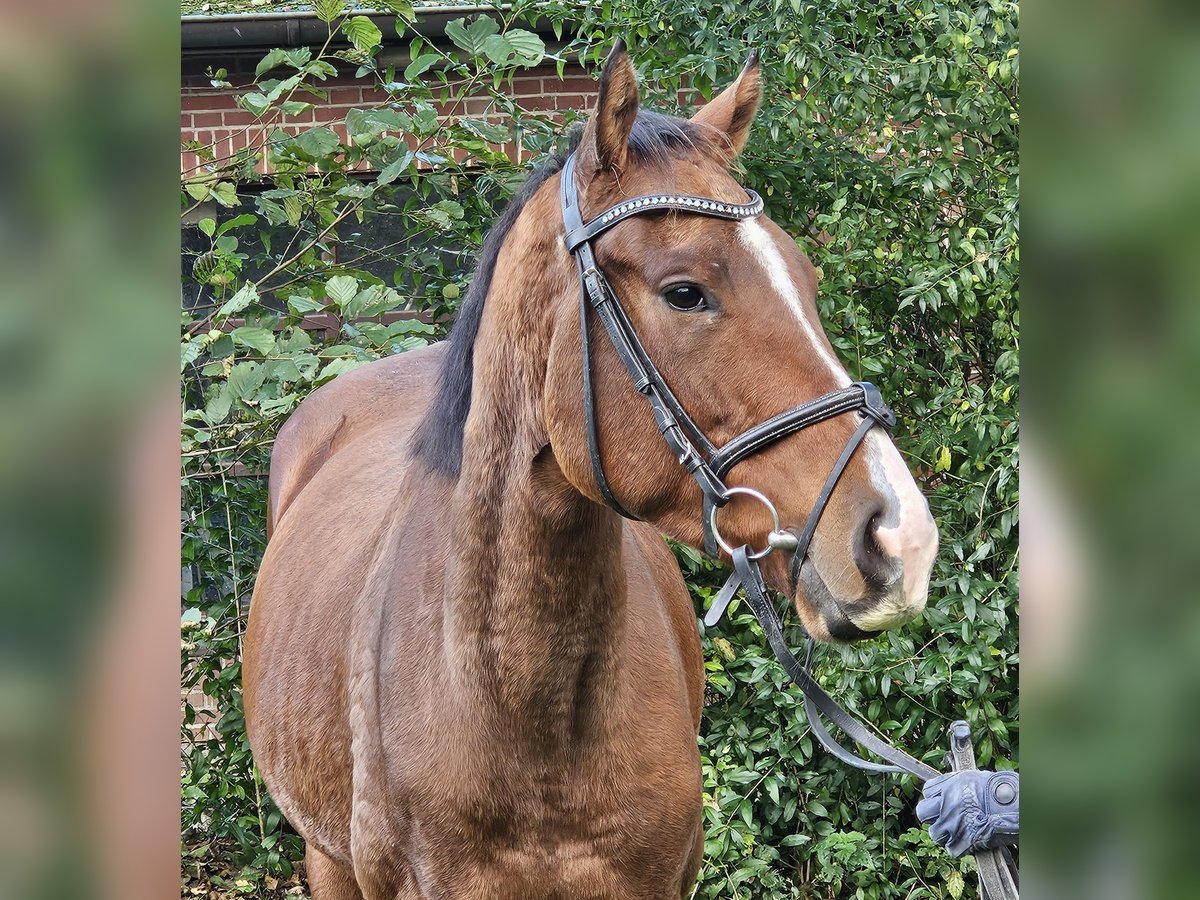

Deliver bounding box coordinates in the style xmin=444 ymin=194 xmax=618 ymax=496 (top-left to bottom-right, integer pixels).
xmin=709 ymin=487 xmax=788 ymax=561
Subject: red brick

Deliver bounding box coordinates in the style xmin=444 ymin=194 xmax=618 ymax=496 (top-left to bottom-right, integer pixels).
xmin=192 ymin=112 xmax=224 ymax=128
xmin=359 ymin=86 xmax=390 ymax=105
xmin=182 ymin=92 xmax=240 ymax=111
xmin=278 ymin=107 xmax=314 ymax=125
xmin=462 ymin=96 xmax=497 ymax=116
xmin=312 ymin=109 xmax=346 ymax=128
xmin=553 ymin=94 xmax=590 ymax=112
xmin=329 ymin=88 xmax=363 ymax=105
xmin=516 ymin=94 xmax=559 ymax=111
xmin=547 ymin=75 xmax=597 ymax=93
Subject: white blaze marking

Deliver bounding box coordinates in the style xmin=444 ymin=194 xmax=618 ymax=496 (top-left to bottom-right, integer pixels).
xmin=737 ymin=219 xmax=850 ymax=387
xmin=864 ymin=429 xmax=938 ymax=604
xmin=736 ymin=219 xmax=937 ymax=619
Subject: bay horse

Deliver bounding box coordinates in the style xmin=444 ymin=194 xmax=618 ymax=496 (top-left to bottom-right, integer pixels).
xmin=244 ymin=44 xmax=938 ymax=899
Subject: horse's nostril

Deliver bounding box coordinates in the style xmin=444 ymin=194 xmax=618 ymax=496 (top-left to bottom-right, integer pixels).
xmin=870 ymin=514 xmax=906 ymax=563
xmin=854 ymin=511 xmax=897 ymax=590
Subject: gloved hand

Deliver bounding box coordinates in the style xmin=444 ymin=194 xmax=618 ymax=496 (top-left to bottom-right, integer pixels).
xmin=916 ymin=770 xmax=1019 ymax=858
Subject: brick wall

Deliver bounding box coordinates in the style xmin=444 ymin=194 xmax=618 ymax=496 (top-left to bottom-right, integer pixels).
xmin=181 ymin=50 xmax=599 ymax=176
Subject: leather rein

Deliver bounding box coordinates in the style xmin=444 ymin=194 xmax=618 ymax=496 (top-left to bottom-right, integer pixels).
xmin=559 ymin=153 xmax=1018 ymax=900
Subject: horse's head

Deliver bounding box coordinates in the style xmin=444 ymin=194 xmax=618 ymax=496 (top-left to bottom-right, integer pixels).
xmin=543 ymin=45 xmax=937 ymax=642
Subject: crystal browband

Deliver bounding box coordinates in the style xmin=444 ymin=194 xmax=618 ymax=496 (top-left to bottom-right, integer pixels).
xmin=563 ymin=188 xmax=764 ymax=252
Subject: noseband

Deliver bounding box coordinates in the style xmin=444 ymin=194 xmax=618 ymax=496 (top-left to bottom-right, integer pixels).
xmin=559 ymin=154 xmax=1018 ymax=900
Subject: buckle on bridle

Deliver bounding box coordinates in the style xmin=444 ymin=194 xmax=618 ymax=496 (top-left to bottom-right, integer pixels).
xmin=859 ymin=381 xmax=897 ymax=429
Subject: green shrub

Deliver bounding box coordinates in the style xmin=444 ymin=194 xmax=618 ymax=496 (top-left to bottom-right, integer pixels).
xmin=181 ymin=1 xmax=1017 ymax=896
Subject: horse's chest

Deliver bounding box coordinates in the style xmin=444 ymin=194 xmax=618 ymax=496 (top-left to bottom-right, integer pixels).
xmin=374 ymin=737 xmax=702 ymax=897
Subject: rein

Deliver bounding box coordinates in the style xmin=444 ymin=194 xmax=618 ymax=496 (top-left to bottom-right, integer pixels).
xmin=560 ymin=152 xmax=1018 ymax=900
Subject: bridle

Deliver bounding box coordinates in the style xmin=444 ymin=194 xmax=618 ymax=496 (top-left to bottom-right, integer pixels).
xmin=559 ymin=152 xmax=1018 ymax=900
xmin=561 ymin=153 xmax=894 ymax=588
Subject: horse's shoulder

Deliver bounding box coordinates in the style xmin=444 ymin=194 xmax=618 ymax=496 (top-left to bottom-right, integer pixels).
xmin=268 ymin=342 xmax=446 ymax=536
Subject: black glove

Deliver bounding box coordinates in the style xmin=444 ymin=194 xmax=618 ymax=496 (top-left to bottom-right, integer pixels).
xmin=916 ymin=770 xmax=1019 ymax=858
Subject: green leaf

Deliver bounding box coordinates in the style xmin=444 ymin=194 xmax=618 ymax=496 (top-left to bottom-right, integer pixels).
xmin=197 ymin=218 xmax=216 ymax=237
xmin=292 ymin=127 xmax=341 ymax=159
xmin=287 ymin=295 xmax=327 ymax=316
xmin=345 ymin=107 xmax=411 ymax=139
xmin=346 ymin=285 xmax=404 ymax=318
xmin=325 ymin=275 xmax=359 ymax=309
xmin=210 ymin=182 xmax=238 ymax=208
xmin=342 ymin=15 xmax=383 ymax=53
xmin=279 ymin=100 xmax=314 ymax=117
xmin=216 ymin=283 xmax=258 ymax=319
xmin=216 ymin=213 xmax=256 ymax=237
xmin=227 ymin=361 xmax=266 ymax=400
xmin=255 ymin=48 xmax=290 ymax=78
xmin=946 ymin=869 xmax=964 ymax=899
xmin=237 ymin=91 xmax=271 ymax=117
xmin=316 ymin=357 xmax=369 ymax=383
xmin=379 ymin=0 xmax=414 ymax=20
xmin=376 ymin=152 xmax=413 ymax=186
xmin=503 ymin=29 xmax=545 ymax=65
xmin=445 ymin=16 xmax=498 ymax=57
xmin=935 ymin=445 xmax=952 ymax=472
xmin=780 ymin=833 xmax=812 ymax=847
xmin=480 ymin=34 xmax=513 ymax=66
xmin=404 ymin=52 xmax=441 ymax=82
xmin=460 ymin=117 xmax=509 ymax=143
xmin=204 ymin=384 xmax=232 ymax=424
xmin=283 ymin=195 xmax=303 ymax=228
xmin=181 ymin=339 xmax=203 ymax=371
xmin=313 ymin=0 xmax=344 ymax=23
xmin=231 ymin=325 xmax=277 ymax=356
xmin=765 ymin=778 xmax=780 ymax=806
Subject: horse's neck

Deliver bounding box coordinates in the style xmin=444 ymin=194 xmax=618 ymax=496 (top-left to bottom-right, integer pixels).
xmin=441 ymin=192 xmax=627 ymax=750
xmin=443 ymin=442 xmax=625 ymax=748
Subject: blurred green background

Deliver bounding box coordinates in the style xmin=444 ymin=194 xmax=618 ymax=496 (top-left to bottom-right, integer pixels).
xmin=29 ymin=0 xmax=1200 ymax=897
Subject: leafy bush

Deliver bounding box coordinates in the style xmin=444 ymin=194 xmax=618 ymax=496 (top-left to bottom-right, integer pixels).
xmin=181 ymin=1 xmax=1017 ymax=896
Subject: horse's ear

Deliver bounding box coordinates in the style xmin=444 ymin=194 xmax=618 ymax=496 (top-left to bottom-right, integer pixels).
xmin=691 ymin=52 xmax=762 ymax=161
xmin=579 ymin=41 xmax=640 ymax=174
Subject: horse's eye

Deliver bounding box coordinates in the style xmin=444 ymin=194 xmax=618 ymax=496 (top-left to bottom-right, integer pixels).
xmin=663 ymin=284 xmax=708 ymax=312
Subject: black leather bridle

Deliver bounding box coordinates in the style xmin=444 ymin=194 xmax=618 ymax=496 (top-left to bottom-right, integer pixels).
xmin=560 ymin=153 xmax=1018 ymax=900
xmin=561 ymin=153 xmax=895 ymax=579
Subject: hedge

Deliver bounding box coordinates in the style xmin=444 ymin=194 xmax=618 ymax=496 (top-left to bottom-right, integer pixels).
xmin=181 ymin=1 xmax=1018 ymax=897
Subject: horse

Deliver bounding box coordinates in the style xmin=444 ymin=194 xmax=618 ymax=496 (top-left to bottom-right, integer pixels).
xmin=243 ymin=43 xmax=938 ymax=900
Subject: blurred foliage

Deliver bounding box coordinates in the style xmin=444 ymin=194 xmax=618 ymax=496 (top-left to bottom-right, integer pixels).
xmin=181 ymin=0 xmax=1017 ymax=896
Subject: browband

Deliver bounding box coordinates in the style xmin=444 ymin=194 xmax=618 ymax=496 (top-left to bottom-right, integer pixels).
xmin=565 ymin=189 xmax=764 ymax=251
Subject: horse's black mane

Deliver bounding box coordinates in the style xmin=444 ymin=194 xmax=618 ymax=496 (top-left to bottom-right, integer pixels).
xmin=410 ymin=110 xmax=710 ymax=475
